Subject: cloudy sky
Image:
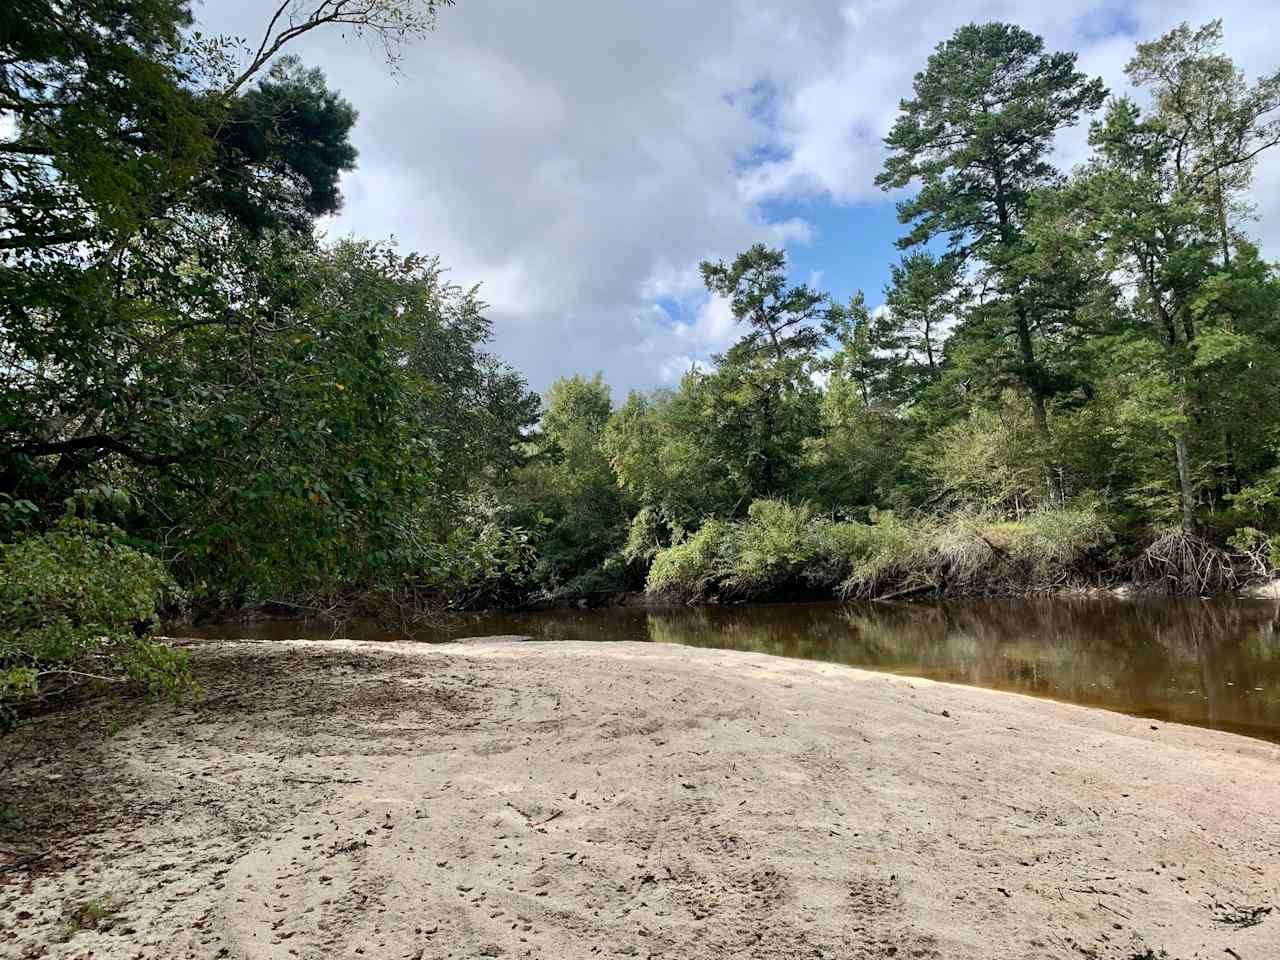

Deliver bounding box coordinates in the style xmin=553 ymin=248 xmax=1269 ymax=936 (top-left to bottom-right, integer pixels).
xmin=196 ymin=1 xmax=1280 ymax=395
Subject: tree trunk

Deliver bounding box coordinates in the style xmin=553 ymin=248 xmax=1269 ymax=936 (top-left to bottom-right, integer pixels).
xmin=994 ymin=189 xmax=1049 ymax=440
xmin=1174 ymin=431 xmax=1197 ymax=537
xmin=1224 ymin=430 xmax=1241 ymax=495
xmin=1030 ymin=391 xmax=1048 ymax=436
xmin=1215 ymin=174 xmax=1232 ymax=271
xmin=1014 ymin=303 xmax=1049 ymax=438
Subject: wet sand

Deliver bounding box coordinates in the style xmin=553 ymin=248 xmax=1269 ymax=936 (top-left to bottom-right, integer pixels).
xmin=2 ymin=638 xmax=1278 ymax=959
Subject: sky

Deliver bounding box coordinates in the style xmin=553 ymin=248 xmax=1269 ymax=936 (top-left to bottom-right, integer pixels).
xmin=195 ymin=1 xmax=1280 ymax=396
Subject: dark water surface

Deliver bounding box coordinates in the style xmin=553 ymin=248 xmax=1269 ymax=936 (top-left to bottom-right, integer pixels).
xmin=178 ymin=596 xmax=1280 ymax=743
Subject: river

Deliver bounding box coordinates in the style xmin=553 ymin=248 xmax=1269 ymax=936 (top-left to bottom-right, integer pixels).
xmin=178 ymin=595 xmax=1280 ymax=743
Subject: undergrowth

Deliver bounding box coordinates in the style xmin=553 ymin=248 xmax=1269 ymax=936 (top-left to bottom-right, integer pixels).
xmin=0 ymin=515 xmax=196 ymax=732
xmin=645 ymin=499 xmax=1118 ymax=602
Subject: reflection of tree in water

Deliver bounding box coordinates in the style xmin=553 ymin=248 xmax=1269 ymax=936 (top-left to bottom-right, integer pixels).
xmin=643 ymin=597 xmax=1280 ymax=741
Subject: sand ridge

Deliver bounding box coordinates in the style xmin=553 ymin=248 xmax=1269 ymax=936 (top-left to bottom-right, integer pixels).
xmin=2 ymin=638 xmax=1278 ymax=959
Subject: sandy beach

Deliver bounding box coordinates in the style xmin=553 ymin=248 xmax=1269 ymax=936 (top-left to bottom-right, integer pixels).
xmin=2 ymin=637 xmax=1278 ymax=959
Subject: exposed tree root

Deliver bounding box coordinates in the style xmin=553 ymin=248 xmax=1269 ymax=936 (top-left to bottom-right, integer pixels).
xmin=1133 ymin=530 xmax=1237 ymax=596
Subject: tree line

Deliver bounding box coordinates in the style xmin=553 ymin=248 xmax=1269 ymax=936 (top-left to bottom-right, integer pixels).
xmin=504 ymin=19 xmax=1280 ymax=602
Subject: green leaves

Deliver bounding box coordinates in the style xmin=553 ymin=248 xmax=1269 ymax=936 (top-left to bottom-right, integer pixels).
xmin=878 ymin=22 xmax=1107 ymax=255
xmin=876 ymin=22 xmax=1107 ymax=434
xmin=510 ymin=374 xmax=632 ymax=592
xmin=699 ymin=243 xmax=829 ymax=362
xmin=0 ymin=515 xmax=192 ymax=730
xmin=200 ymin=57 xmax=358 ymax=232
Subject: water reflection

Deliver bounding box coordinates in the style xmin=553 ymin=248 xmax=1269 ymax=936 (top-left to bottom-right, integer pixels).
xmin=176 ymin=597 xmax=1280 ymax=743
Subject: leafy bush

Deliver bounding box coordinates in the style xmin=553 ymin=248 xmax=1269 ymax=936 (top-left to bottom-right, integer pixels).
xmin=558 ymin=558 xmax=631 ymax=597
xmin=836 ymin=511 xmax=933 ymax=597
xmin=728 ymin=500 xmax=824 ymax=595
xmin=353 ymin=495 xmax=540 ymax=618
xmin=0 ymin=493 xmax=41 ymax=541
xmin=645 ymin=502 xmax=935 ymax=601
xmin=920 ymin=400 xmax=1053 ymax=513
xmin=1019 ymin=503 xmax=1115 ymax=567
xmin=1228 ymin=527 xmax=1280 ymax=580
xmin=924 ymin=505 xmax=1113 ymax=589
xmin=0 ymin=517 xmax=193 ymax=731
xmin=645 ymin=519 xmax=733 ymax=601
xmin=620 ymin=506 xmax=669 ymax=567
xmin=643 ymin=500 xmax=1116 ymax=603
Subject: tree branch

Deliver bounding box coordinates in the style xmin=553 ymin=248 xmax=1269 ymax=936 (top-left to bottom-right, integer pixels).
xmin=7 ymin=435 xmax=181 ymax=468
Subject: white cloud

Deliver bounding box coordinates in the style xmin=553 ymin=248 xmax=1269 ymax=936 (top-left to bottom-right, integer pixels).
xmin=195 ymin=0 xmax=1280 ymax=394
xmin=672 ymin=295 xmax=739 ymax=352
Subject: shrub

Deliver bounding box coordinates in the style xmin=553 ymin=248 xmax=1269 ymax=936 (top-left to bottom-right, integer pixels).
xmin=0 ymin=516 xmax=194 ymax=731
xmin=643 ymin=501 xmax=1117 ymax=603
xmin=921 ymin=400 xmax=1052 ymax=513
xmin=355 ymin=496 xmax=541 ymax=618
xmin=836 ymin=511 xmax=932 ymax=597
xmin=647 ymin=501 xmax=842 ymax=600
xmin=727 ymin=500 xmax=823 ymax=595
xmin=1019 ymin=503 xmax=1115 ymax=567
xmin=559 ymin=559 xmax=631 ymax=596
xmin=931 ymin=514 xmax=1003 ymax=584
xmin=620 ymin=506 xmax=669 ymax=567
xmin=645 ymin=519 xmax=733 ymax=601
xmin=1228 ymin=527 xmax=1280 ymax=579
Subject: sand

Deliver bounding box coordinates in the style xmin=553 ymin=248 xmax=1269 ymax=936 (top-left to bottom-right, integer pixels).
xmin=2 ymin=637 xmax=1278 ymax=959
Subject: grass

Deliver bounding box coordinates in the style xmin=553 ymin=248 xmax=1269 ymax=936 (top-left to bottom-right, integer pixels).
xmin=59 ymin=895 xmax=124 ymax=941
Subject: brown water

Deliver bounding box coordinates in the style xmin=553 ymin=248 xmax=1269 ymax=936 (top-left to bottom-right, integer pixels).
xmin=177 ymin=596 xmax=1280 ymax=743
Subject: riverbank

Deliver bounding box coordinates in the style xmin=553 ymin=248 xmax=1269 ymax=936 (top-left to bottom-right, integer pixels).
xmin=3 ymin=638 xmax=1279 ymax=959
xmin=195 ymin=573 xmax=1280 ymax=629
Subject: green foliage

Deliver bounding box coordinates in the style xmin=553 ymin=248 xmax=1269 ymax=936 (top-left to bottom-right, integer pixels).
xmin=1019 ymin=504 xmax=1116 ymax=566
xmin=878 ymin=21 xmax=1107 ymax=430
xmin=877 ymin=22 xmax=1107 ymax=252
xmin=876 ymin=252 xmax=962 ymax=401
xmin=1227 ymin=527 xmax=1280 ymax=578
xmin=596 ymin=16 xmax=1280 ymax=600
xmin=147 ymin=239 xmax=537 ymax=604
xmin=5 ymin=6 xmax=1280 ymax=623
xmin=354 ymin=495 xmax=540 ymax=616
xmin=203 ymin=56 xmax=358 ymax=232
xmin=0 ymin=516 xmax=193 ymax=730
xmin=645 ymin=520 xmax=734 ymax=601
xmin=510 ymin=375 xmax=631 ymax=593
xmin=620 ymin=506 xmax=669 ymax=567
xmin=604 ymin=384 xmax=741 ymax=528
xmin=1231 ymin=463 xmax=1280 ymax=530
xmin=643 ymin=502 xmax=927 ymax=602
xmin=727 ymin=500 xmax=827 ymax=595
xmin=2 ymin=1 xmax=491 ymax=617
xmin=920 ymin=399 xmax=1053 ymax=513
xmin=832 ymin=513 xmax=932 ymax=597
xmin=694 ymin=245 xmax=830 ymax=500
xmin=643 ymin=501 xmax=1116 ymax=603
